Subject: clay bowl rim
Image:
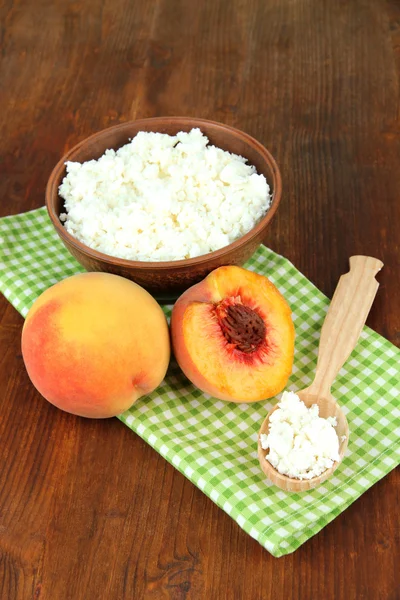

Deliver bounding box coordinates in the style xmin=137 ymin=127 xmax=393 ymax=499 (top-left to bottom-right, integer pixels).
xmin=46 ymin=116 xmax=282 ymax=271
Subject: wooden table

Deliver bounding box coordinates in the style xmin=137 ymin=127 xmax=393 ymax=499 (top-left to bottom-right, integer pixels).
xmin=1 ymin=1 xmax=399 ymax=598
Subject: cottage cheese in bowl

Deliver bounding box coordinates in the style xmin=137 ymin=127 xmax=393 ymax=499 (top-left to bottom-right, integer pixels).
xmin=59 ymin=128 xmax=271 ymax=262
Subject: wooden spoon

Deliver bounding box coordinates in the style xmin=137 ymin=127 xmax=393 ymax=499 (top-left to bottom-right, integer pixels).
xmin=258 ymin=255 xmax=384 ymax=493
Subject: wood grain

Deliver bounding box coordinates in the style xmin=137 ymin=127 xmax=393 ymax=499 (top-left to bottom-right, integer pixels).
xmin=0 ymin=0 xmax=399 ymax=598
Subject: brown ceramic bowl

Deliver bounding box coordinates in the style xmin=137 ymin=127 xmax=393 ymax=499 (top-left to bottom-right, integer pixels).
xmin=46 ymin=117 xmax=282 ymax=302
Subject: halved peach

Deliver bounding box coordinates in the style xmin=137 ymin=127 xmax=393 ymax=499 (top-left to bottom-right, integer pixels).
xmin=170 ymin=266 xmax=295 ymax=402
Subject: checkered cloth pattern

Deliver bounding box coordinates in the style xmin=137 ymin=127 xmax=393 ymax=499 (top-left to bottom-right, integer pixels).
xmin=1 ymin=207 xmax=399 ymax=557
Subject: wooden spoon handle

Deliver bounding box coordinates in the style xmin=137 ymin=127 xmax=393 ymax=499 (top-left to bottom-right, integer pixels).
xmin=310 ymin=255 xmax=383 ymax=396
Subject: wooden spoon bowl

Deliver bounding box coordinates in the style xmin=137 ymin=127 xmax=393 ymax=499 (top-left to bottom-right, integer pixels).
xmin=258 ymin=392 xmax=349 ymax=493
xmin=258 ymin=255 xmax=383 ymax=493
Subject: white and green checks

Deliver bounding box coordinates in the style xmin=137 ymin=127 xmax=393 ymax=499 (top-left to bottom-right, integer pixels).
xmin=1 ymin=207 xmax=399 ymax=557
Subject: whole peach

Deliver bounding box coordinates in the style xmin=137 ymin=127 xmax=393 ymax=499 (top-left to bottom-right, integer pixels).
xmin=21 ymin=272 xmax=170 ymax=418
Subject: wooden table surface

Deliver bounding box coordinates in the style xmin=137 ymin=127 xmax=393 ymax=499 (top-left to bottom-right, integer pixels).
xmin=1 ymin=1 xmax=399 ymax=598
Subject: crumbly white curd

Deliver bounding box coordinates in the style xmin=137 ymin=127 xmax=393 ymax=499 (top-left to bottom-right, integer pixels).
xmin=59 ymin=128 xmax=270 ymax=262
xmin=260 ymin=391 xmax=340 ymax=480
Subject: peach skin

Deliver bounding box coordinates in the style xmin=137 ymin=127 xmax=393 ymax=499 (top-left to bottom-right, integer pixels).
xmin=170 ymin=266 xmax=295 ymax=402
xmin=21 ymin=272 xmax=170 ymax=418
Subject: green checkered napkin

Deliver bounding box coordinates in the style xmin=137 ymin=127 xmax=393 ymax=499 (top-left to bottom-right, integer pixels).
xmin=1 ymin=208 xmax=399 ymax=557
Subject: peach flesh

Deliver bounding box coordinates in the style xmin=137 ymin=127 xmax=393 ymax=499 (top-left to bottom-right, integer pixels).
xmin=171 ymin=266 xmax=295 ymax=402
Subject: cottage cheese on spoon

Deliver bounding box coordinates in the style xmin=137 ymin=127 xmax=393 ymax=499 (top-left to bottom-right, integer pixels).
xmin=260 ymin=391 xmax=340 ymax=480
